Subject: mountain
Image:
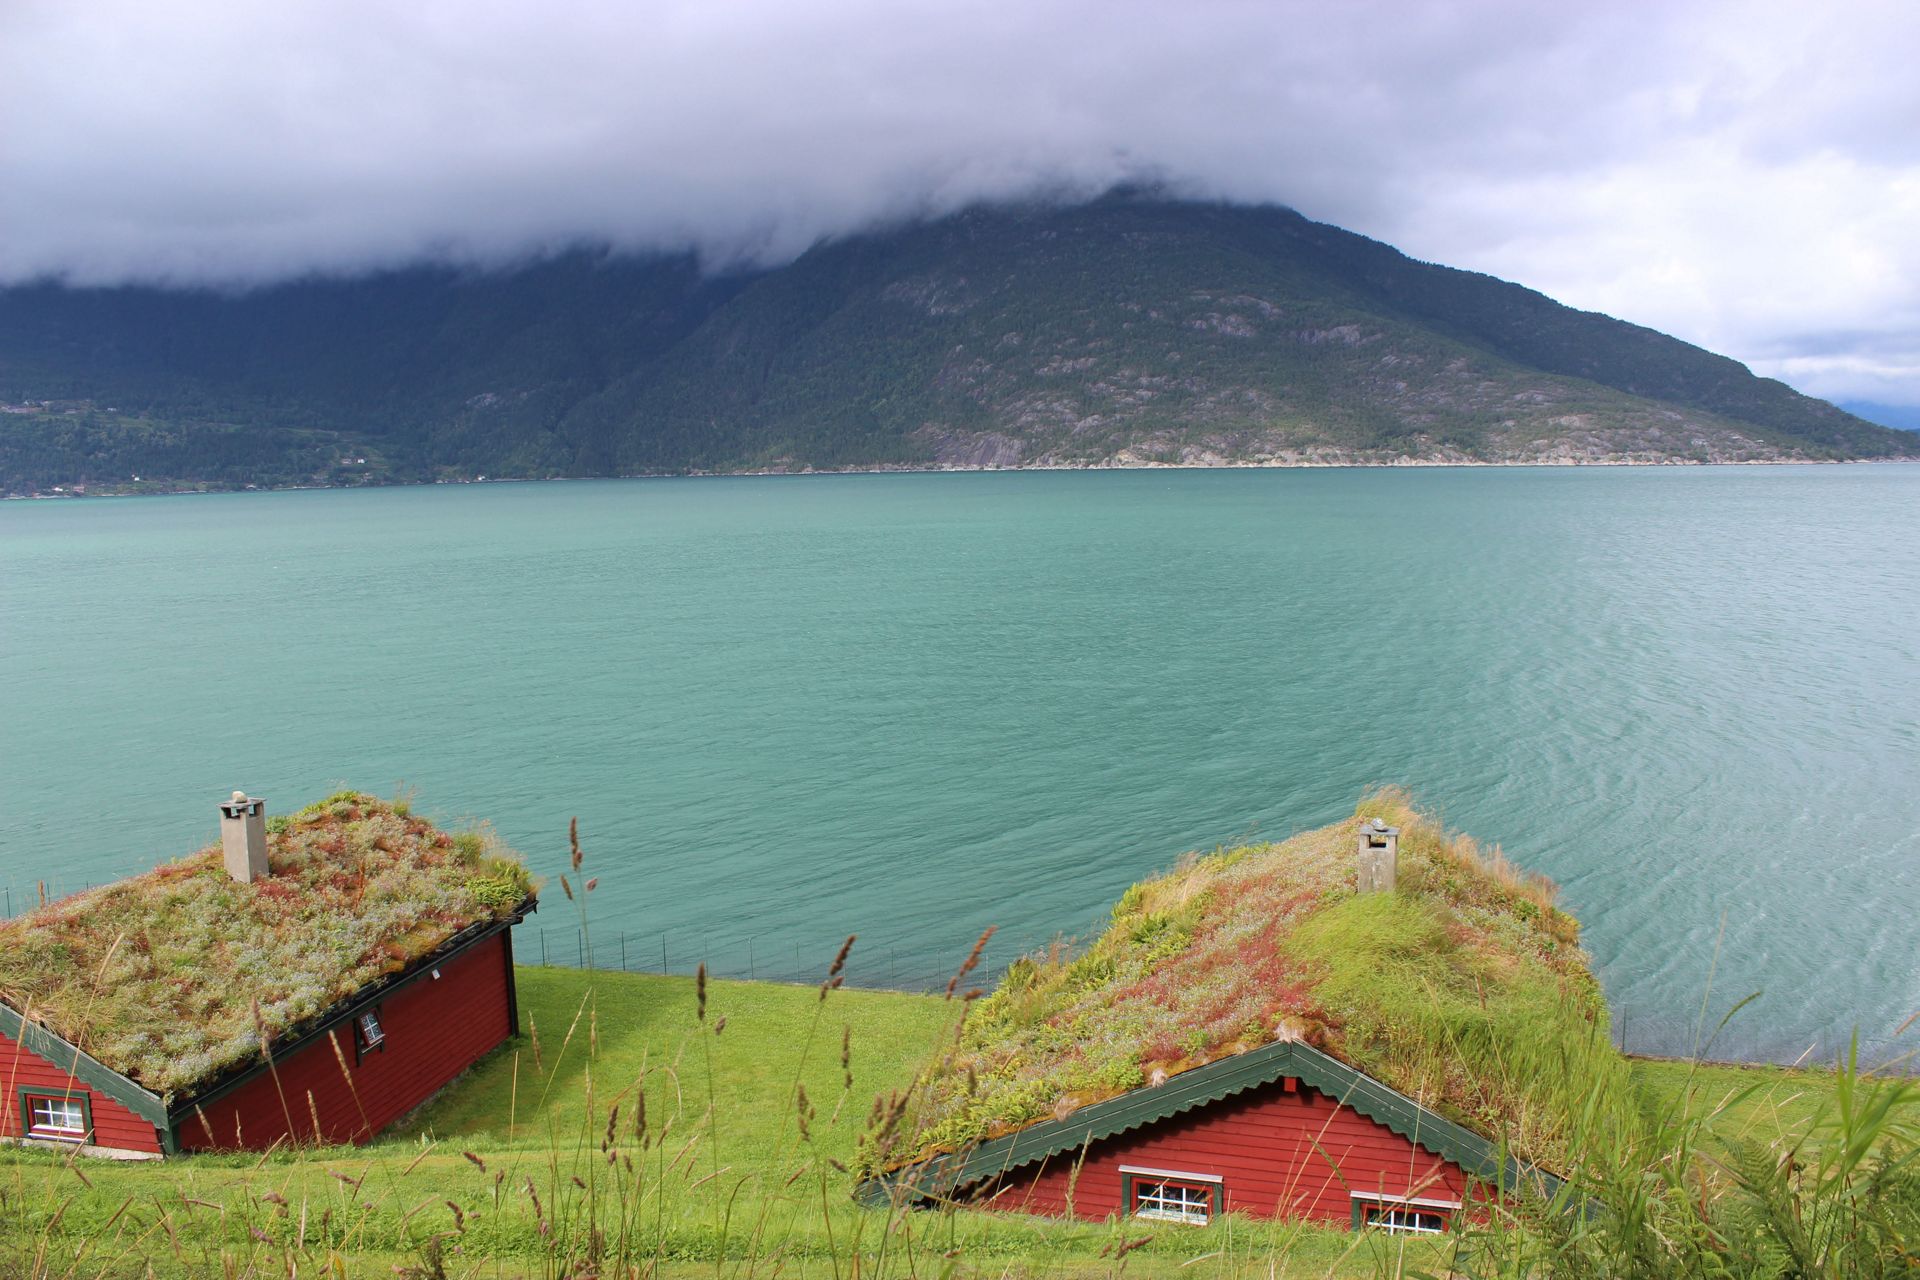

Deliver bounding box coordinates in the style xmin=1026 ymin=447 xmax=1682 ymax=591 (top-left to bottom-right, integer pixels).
xmin=1836 ymin=400 xmax=1920 ymax=432
xmin=2 ymin=193 xmax=1913 ymax=494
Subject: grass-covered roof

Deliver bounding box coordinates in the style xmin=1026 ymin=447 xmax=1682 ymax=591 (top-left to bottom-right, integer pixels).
xmin=906 ymin=790 xmax=1620 ymax=1172
xmin=0 ymin=791 xmax=536 ymax=1099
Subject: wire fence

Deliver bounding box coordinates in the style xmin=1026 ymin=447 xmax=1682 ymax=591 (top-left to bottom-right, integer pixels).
xmin=3 ymin=879 xmax=92 ymax=918
xmin=1612 ymin=1010 xmax=1917 ymax=1076
xmin=518 ymin=920 xmax=1001 ymax=997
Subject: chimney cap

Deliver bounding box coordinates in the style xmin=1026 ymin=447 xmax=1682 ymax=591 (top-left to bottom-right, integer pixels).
xmin=219 ymin=791 xmax=265 ymax=818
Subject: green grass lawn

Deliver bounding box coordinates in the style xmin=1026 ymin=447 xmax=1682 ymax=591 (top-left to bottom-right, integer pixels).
xmin=0 ymin=965 xmax=1874 ymax=1279
xmin=1630 ymin=1056 xmax=1859 ymax=1149
xmin=400 ymin=967 xmax=953 ymax=1156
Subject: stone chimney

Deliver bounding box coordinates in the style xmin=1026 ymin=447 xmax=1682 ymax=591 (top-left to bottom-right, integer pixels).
xmin=218 ymin=790 xmax=269 ymax=883
xmin=1357 ymin=817 xmax=1400 ymax=895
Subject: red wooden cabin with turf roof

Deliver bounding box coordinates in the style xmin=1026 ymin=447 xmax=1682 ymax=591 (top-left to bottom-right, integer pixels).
xmin=0 ymin=791 xmax=536 ymax=1158
xmin=861 ymin=814 xmax=1572 ymax=1236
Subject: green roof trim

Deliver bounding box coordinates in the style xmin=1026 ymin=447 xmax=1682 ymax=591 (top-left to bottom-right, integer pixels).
xmin=860 ymin=1040 xmax=1561 ymax=1208
xmin=0 ymin=999 xmax=169 ymax=1129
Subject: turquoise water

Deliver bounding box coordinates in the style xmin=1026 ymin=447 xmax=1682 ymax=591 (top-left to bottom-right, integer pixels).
xmin=2 ymin=467 xmax=1916 ymax=1061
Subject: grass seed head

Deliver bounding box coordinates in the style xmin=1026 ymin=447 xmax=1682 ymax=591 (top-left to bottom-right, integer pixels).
xmin=946 ymin=926 xmax=996 ymax=999
xmin=250 ymin=998 xmax=271 ymax=1061
xmin=829 ymin=935 xmax=856 ymax=979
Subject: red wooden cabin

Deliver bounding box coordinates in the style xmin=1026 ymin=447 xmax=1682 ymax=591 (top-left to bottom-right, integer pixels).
xmin=0 ymin=792 xmax=535 ymax=1158
xmin=864 ymin=1040 xmax=1557 ymax=1235
xmin=1 ymin=917 xmax=527 ymax=1157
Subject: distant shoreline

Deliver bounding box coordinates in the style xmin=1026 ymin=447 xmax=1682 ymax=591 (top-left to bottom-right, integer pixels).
xmin=11 ymin=452 xmax=1914 ymax=501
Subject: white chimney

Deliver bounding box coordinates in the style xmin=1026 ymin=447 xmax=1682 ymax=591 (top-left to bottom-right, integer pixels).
xmin=1357 ymin=817 xmax=1400 ymax=895
xmin=218 ymin=790 xmax=269 ymax=883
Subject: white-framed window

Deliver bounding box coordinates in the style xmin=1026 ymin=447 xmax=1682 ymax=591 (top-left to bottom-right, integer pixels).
xmin=1351 ymin=1191 xmax=1458 ymax=1235
xmin=1121 ymin=1165 xmax=1222 ymax=1225
xmin=21 ymin=1090 xmax=91 ymax=1142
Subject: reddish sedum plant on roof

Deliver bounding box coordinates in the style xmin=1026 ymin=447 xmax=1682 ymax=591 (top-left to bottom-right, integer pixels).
xmin=0 ymin=792 xmax=536 ymax=1098
xmin=905 ymin=789 xmax=1618 ymax=1171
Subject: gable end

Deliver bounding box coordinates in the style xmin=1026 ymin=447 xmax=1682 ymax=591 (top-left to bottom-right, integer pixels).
xmin=0 ymin=1000 xmax=168 ymax=1129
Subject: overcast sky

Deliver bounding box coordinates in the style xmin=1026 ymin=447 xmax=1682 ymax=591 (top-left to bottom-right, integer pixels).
xmin=3 ymin=0 xmax=1917 ymax=406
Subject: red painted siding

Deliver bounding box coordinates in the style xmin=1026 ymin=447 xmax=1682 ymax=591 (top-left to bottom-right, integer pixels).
xmin=0 ymin=1026 xmax=162 ymax=1154
xmin=181 ymin=932 xmax=513 ymax=1151
xmin=981 ymin=1077 xmax=1469 ymax=1225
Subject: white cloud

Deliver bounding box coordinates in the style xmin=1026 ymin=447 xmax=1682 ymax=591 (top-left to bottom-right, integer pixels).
xmin=2 ymin=0 xmax=1916 ymax=404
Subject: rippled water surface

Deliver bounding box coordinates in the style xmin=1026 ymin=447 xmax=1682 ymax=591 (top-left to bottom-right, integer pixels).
xmin=3 ymin=467 xmax=1916 ymax=1059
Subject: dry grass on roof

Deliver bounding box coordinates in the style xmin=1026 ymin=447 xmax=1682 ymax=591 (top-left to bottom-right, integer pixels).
xmin=0 ymin=791 xmax=536 ymax=1099
xmin=896 ymin=789 xmax=1632 ymax=1174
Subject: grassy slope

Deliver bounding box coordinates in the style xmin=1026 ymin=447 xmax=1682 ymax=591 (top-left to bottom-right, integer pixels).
xmin=0 ymin=963 xmax=1886 ymax=1279
xmin=0 ymin=967 xmax=1448 ymax=1279
xmin=1629 ymin=1057 xmax=1894 ymax=1150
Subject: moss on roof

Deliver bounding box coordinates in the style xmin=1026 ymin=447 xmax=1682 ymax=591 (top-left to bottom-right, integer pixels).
xmin=0 ymin=792 xmax=537 ymax=1099
xmin=906 ymin=789 xmax=1626 ymax=1172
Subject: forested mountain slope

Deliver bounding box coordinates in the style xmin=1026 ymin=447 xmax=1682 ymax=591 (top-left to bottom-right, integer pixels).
xmin=3 ymin=193 xmax=1910 ymax=493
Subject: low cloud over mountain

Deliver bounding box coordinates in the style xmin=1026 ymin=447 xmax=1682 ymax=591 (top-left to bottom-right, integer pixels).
xmin=3 ymin=0 xmax=1917 ymax=405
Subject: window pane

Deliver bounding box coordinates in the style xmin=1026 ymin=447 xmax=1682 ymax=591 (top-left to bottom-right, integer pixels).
xmin=1133 ymin=1180 xmax=1211 ymax=1225
xmin=27 ymin=1096 xmax=86 ymax=1136
xmin=1361 ymin=1204 xmax=1446 ymax=1234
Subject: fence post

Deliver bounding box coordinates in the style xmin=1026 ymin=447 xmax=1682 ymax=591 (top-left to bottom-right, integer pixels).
xmin=748 ymin=938 xmax=755 ymax=980
xmin=621 ymin=932 xmax=627 ymax=972
xmin=541 ymin=928 xmax=548 ymax=967
xmin=661 ymin=934 xmax=667 ymax=976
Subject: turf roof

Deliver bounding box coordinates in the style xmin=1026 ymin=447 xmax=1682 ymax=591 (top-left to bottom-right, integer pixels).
xmin=0 ymin=792 xmax=536 ymax=1099
xmin=901 ymin=790 xmax=1617 ymax=1173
